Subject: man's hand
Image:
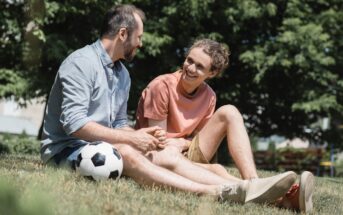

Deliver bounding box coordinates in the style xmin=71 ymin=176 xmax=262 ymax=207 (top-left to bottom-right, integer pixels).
xmin=130 ymin=126 xmax=163 ymax=153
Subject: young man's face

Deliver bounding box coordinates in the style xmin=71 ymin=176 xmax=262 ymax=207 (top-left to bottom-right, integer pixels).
xmin=181 ymin=47 xmax=216 ymax=88
xmin=123 ymin=13 xmax=143 ymax=62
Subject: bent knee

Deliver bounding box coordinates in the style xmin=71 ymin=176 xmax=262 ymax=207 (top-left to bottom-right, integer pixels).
xmin=115 ymin=145 xmax=142 ymax=168
xmin=151 ymin=146 xmax=183 ymax=169
xmin=217 ymin=105 xmax=243 ymax=123
xmin=115 ymin=144 xmax=136 ymax=158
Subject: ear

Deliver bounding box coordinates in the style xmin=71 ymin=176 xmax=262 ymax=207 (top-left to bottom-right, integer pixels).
xmin=118 ymin=27 xmax=128 ymax=42
xmin=209 ymin=70 xmax=219 ymax=78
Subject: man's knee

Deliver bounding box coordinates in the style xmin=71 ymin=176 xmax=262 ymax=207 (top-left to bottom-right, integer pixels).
xmin=217 ymin=105 xmax=243 ymax=123
xmin=115 ymin=145 xmax=143 ymax=169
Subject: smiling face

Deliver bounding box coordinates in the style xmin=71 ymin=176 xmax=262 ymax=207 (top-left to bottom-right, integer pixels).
xmin=181 ymin=47 xmax=217 ymax=93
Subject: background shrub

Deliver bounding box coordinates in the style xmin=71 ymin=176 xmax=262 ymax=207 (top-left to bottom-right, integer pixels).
xmin=0 ymin=133 xmax=40 ymax=155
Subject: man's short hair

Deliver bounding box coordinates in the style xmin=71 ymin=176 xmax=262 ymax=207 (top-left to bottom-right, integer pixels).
xmin=187 ymin=39 xmax=230 ymax=76
xmin=100 ymin=4 xmax=145 ymax=38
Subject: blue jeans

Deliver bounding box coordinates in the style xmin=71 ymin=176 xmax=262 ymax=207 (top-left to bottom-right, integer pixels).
xmin=48 ymin=145 xmax=84 ymax=170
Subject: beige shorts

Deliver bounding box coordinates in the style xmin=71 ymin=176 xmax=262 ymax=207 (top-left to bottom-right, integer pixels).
xmin=185 ymin=134 xmax=209 ymax=164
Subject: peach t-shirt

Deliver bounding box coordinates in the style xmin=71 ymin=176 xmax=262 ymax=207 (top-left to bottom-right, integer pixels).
xmin=135 ymin=71 xmax=216 ymax=138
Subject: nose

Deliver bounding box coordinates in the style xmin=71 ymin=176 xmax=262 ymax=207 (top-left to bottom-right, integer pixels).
xmin=188 ymin=63 xmax=196 ymax=73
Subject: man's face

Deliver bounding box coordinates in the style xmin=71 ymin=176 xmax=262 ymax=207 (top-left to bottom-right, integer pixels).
xmin=181 ymin=47 xmax=215 ymax=87
xmin=123 ymin=13 xmax=143 ymax=62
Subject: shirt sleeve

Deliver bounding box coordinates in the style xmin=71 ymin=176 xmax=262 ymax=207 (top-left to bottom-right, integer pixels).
xmin=141 ymin=78 xmax=169 ymax=120
xmin=59 ymin=56 xmax=94 ymax=135
xmin=194 ymin=94 xmax=216 ymax=133
xmin=112 ymin=77 xmax=130 ymax=128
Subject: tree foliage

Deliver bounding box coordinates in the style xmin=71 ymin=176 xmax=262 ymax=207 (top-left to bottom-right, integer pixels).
xmin=1 ymin=0 xmax=342 ymax=147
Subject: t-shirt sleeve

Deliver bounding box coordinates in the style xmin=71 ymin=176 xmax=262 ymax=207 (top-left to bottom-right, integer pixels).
xmin=141 ymin=79 xmax=169 ymax=120
xmin=194 ymin=94 xmax=216 ymax=133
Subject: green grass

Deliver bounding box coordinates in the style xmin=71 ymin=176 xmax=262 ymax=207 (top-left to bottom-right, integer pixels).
xmin=1 ymin=154 xmax=342 ymax=215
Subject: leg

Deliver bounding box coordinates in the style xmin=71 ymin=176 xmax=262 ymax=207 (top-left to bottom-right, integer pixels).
xmin=115 ymin=144 xmax=298 ymax=205
xmin=114 ymin=144 xmax=218 ymax=195
xmin=147 ymin=145 xmax=241 ymax=185
xmin=145 ymin=146 xmax=297 ymax=204
xmin=197 ymin=105 xmax=258 ymax=179
xmin=195 ymin=163 xmax=240 ymax=181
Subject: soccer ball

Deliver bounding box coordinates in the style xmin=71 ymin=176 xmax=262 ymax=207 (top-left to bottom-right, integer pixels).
xmin=75 ymin=142 xmax=123 ymax=181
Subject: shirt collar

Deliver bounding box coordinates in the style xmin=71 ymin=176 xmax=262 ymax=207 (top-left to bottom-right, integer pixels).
xmin=93 ymin=39 xmax=116 ymax=68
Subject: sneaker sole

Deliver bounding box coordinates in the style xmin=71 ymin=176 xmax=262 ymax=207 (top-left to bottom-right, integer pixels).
xmin=247 ymin=171 xmax=297 ymax=203
xmin=299 ymin=171 xmax=314 ymax=213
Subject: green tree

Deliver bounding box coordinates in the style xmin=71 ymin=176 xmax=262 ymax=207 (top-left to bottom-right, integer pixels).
xmin=1 ymin=0 xmax=342 ymax=147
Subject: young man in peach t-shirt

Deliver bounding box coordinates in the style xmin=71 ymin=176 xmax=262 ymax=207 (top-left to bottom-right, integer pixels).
xmin=136 ymin=39 xmax=314 ymax=213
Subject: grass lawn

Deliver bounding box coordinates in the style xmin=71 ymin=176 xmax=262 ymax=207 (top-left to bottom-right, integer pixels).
xmin=0 ymin=154 xmax=342 ymax=215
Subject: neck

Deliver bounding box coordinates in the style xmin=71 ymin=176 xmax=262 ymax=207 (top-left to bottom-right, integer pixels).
xmin=180 ymin=80 xmax=199 ymax=95
xmin=100 ymin=36 xmax=122 ymax=62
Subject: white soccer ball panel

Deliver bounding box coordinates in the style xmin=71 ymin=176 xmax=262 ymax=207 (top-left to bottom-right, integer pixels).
xmin=78 ymin=158 xmax=94 ymax=176
xmin=95 ymin=142 xmax=114 ymax=155
xmin=80 ymin=145 xmax=98 ymax=159
xmin=105 ymin=155 xmax=123 ymax=176
xmin=91 ymin=165 xmax=110 ymax=181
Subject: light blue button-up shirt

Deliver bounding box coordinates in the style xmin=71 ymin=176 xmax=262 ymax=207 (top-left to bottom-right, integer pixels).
xmin=41 ymin=40 xmax=130 ymax=163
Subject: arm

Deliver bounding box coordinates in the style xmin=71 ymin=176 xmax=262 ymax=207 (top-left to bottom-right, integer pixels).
xmin=138 ymin=77 xmax=189 ymax=151
xmin=193 ymin=94 xmax=216 ymax=134
xmin=73 ymin=121 xmax=161 ymax=153
xmin=59 ymin=57 xmax=160 ymax=153
xmin=148 ymin=119 xmax=190 ymax=152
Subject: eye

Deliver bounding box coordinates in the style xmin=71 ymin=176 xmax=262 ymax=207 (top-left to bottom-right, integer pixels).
xmin=186 ymin=57 xmax=194 ymax=64
xmin=196 ymin=64 xmax=204 ymax=70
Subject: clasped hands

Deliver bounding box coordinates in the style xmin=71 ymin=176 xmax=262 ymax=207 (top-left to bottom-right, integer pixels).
xmin=133 ymin=126 xmax=189 ymax=153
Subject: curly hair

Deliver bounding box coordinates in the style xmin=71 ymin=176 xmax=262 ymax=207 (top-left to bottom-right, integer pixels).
xmin=186 ymin=39 xmax=230 ymax=76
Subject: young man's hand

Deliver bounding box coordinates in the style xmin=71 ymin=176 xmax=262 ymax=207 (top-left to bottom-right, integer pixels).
xmin=163 ymin=138 xmax=189 ymax=152
xmin=153 ymin=129 xmax=167 ymax=149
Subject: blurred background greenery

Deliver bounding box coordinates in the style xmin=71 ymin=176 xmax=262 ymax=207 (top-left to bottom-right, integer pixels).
xmin=1 ymin=0 xmax=342 ymax=148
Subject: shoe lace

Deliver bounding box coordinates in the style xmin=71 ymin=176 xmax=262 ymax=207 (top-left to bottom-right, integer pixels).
xmin=219 ymin=184 xmax=239 ymax=200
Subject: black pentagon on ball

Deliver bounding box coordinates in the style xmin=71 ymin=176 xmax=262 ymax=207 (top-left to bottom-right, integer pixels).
xmin=91 ymin=152 xmax=106 ymax=166
xmin=109 ymin=170 xmax=119 ymax=179
xmin=75 ymin=153 xmax=82 ymax=167
xmin=112 ymin=148 xmax=121 ymax=160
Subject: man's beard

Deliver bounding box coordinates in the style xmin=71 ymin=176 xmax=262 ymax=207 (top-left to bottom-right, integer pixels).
xmin=123 ymin=40 xmax=136 ymax=62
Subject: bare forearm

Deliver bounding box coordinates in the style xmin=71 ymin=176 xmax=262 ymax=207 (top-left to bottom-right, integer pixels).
xmin=72 ymin=121 xmax=133 ymax=145
xmin=72 ymin=121 xmax=162 ymax=153
xmin=118 ymin=126 xmax=135 ymax=131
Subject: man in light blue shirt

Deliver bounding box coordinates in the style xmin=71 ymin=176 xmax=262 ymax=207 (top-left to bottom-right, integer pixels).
xmin=41 ymin=39 xmax=131 ymax=163
xmin=41 ymin=4 xmax=301 ymax=204
xmin=41 ymin=5 xmax=160 ymax=165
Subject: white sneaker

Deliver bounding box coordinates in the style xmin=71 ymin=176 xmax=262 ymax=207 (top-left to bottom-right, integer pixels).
xmin=299 ymin=171 xmax=314 ymax=213
xmin=219 ymin=171 xmax=297 ymax=204
xmin=246 ymin=171 xmax=297 ymax=203
xmin=218 ymin=182 xmax=247 ymax=203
